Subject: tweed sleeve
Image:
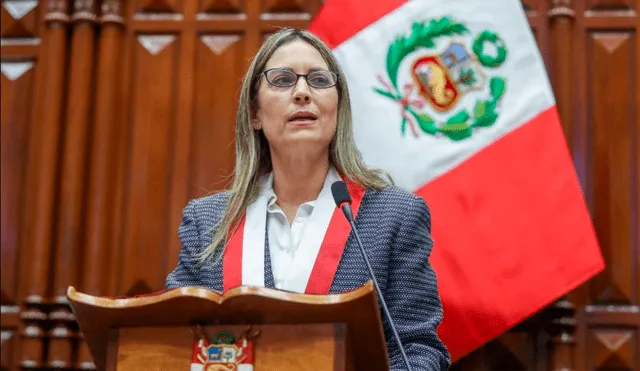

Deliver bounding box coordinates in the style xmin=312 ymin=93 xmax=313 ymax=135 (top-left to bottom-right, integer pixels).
xmin=166 ymin=200 xmax=202 ymax=288
xmin=384 ymin=195 xmax=451 ymax=370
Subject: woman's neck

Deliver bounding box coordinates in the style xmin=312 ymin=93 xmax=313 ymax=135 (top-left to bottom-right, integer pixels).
xmin=270 ymin=147 xmax=330 ymax=207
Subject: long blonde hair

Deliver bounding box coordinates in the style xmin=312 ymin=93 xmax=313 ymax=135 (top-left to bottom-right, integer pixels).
xmin=198 ymin=28 xmax=390 ymax=264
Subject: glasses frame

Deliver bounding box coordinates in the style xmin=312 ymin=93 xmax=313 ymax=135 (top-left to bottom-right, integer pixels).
xmin=261 ymin=68 xmax=339 ymax=89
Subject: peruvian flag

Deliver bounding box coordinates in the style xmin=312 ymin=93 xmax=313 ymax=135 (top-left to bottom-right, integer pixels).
xmin=309 ymin=0 xmax=605 ymax=361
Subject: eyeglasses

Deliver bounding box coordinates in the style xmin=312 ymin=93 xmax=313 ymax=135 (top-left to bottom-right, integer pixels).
xmin=261 ymin=68 xmax=339 ymax=89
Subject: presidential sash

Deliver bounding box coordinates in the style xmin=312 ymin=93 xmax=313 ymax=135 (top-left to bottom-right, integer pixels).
xmin=223 ymin=179 xmax=364 ymax=294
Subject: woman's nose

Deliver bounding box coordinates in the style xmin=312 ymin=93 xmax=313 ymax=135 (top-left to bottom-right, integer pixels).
xmin=292 ymin=78 xmax=311 ymax=102
xmin=294 ymin=92 xmax=311 ymax=102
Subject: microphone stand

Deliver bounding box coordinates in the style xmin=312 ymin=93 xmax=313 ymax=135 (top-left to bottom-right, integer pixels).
xmin=345 ymin=213 xmax=413 ymax=371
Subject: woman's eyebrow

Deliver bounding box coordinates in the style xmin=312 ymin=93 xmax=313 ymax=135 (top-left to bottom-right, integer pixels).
xmin=274 ymin=67 xmax=327 ymax=72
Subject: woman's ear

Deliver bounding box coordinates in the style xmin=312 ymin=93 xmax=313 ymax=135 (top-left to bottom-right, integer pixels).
xmin=250 ymin=100 xmax=261 ymax=130
xmin=251 ymin=117 xmax=261 ymax=130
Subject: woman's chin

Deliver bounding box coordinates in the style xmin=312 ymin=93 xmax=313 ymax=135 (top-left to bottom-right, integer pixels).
xmin=284 ymin=123 xmax=321 ymax=138
xmin=279 ymin=131 xmax=331 ymax=147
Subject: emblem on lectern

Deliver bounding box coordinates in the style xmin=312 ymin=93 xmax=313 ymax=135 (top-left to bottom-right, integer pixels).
xmin=190 ymin=327 xmax=258 ymax=371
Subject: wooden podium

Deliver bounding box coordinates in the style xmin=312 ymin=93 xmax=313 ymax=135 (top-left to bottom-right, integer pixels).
xmin=67 ymin=281 xmax=389 ymax=371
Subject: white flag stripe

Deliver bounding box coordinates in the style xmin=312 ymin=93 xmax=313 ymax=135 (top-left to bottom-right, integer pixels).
xmin=333 ymin=0 xmax=556 ymax=190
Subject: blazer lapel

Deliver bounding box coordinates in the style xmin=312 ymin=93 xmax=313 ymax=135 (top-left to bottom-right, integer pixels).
xmin=264 ymin=222 xmax=275 ymax=288
xmin=327 ymin=193 xmax=374 ymax=295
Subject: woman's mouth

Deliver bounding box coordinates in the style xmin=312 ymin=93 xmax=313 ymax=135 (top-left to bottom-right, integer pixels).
xmin=288 ymin=111 xmax=318 ymax=125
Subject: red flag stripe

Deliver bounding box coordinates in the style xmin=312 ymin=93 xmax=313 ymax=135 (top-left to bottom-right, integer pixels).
xmin=417 ymin=106 xmax=604 ymax=359
xmin=308 ymin=0 xmax=407 ymax=49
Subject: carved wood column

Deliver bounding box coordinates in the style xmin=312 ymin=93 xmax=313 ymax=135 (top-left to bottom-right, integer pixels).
xmin=48 ymin=0 xmax=99 ymax=368
xmin=17 ymin=0 xmax=70 ymax=369
xmin=77 ymin=1 xmax=125 ymax=367
xmin=548 ymin=0 xmax=575 ymax=145
xmin=546 ymin=1 xmax=578 ymax=371
xmin=547 ymin=297 xmax=576 ymax=371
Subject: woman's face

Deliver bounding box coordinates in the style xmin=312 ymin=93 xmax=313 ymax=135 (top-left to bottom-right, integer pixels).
xmin=252 ymin=40 xmax=339 ymax=153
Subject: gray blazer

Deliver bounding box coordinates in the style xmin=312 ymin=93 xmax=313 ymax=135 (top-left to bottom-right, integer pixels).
xmin=167 ymin=185 xmax=451 ymax=370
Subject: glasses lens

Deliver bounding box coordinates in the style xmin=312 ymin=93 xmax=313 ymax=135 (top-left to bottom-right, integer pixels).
xmin=265 ymin=69 xmax=297 ymax=87
xmin=307 ymin=71 xmax=337 ymax=88
xmin=264 ymin=69 xmax=338 ymax=88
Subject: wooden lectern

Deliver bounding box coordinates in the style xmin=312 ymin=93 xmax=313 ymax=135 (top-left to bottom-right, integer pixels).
xmin=67 ymin=281 xmax=389 ymax=371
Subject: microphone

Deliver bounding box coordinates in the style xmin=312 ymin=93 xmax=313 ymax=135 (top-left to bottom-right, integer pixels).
xmin=330 ymin=181 xmax=413 ymax=371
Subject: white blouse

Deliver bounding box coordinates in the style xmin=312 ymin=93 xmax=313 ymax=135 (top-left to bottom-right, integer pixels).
xmin=262 ymin=167 xmax=341 ymax=291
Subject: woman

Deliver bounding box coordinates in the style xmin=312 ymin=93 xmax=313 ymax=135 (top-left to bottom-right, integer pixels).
xmin=166 ymin=28 xmax=450 ymax=370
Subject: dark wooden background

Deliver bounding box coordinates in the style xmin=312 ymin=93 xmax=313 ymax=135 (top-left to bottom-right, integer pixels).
xmin=1 ymin=0 xmax=638 ymax=370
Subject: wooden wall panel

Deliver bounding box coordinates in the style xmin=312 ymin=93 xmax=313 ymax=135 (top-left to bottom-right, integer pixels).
xmin=120 ymin=32 xmax=184 ymax=294
xmin=1 ymin=62 xmax=35 ymax=297
xmin=190 ymin=34 xmax=243 ymax=196
xmin=0 ymin=60 xmax=36 ymax=371
xmin=571 ymin=0 xmax=640 ymax=369
xmin=1 ymin=0 xmax=638 ymax=370
xmin=589 ymin=33 xmax=636 ymax=306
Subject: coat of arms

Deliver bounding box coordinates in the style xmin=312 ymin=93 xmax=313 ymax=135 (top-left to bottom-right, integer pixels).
xmin=374 ymin=17 xmax=508 ymax=141
xmin=190 ymin=328 xmax=259 ymax=371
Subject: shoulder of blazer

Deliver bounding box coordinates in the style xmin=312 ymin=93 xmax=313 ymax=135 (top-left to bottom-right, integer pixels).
xmin=187 ymin=191 xmax=231 ymax=229
xmin=363 ymin=185 xmax=430 ymax=213
xmin=360 ymin=185 xmax=432 ymax=234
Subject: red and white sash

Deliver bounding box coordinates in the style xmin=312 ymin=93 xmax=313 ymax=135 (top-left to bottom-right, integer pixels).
xmin=223 ymin=174 xmax=364 ymax=295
